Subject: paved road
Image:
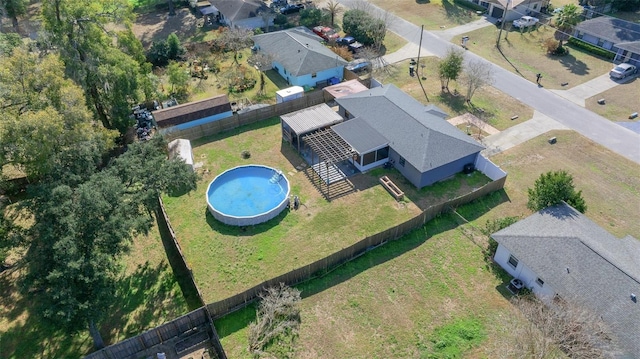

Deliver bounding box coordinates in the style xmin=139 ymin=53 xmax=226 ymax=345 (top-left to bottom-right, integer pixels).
xmin=338 ymin=0 xmax=640 ymax=164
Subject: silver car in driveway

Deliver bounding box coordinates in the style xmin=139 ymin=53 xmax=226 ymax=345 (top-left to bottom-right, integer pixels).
xmin=609 ymin=63 xmax=638 ymax=79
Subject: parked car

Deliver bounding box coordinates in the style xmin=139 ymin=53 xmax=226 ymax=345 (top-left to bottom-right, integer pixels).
xmin=312 ymin=26 xmax=339 ymax=42
xmin=346 ymin=59 xmax=371 ymax=74
xmin=512 ymin=16 xmax=539 ymax=29
xmin=336 ymin=36 xmax=364 ymax=53
xmin=609 ymin=63 xmax=638 ymax=79
xmin=280 ymin=4 xmax=303 ymax=14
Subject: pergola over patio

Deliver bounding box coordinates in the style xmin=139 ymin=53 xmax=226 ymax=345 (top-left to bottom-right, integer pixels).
xmin=280 ymin=103 xmax=344 ymax=153
xmin=303 ymin=128 xmax=356 ymax=199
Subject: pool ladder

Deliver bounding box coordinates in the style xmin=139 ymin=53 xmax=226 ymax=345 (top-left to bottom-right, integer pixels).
xmin=269 ymin=169 xmax=283 ymax=184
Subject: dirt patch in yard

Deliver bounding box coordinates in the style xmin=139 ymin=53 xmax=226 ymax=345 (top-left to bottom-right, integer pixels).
xmin=133 ymin=7 xmax=203 ymax=47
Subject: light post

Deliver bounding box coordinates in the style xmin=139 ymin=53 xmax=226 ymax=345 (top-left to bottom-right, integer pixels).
xmin=496 ymin=0 xmax=511 ymax=48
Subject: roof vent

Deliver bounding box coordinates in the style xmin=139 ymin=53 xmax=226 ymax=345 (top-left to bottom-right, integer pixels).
xmin=632 ymin=293 xmax=637 ymax=303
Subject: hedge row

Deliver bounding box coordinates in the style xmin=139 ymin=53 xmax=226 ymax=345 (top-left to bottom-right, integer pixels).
xmin=453 ymin=0 xmax=488 ymax=12
xmin=568 ymin=37 xmax=615 ymax=60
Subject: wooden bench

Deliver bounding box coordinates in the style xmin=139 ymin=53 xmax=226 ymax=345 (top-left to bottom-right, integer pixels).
xmin=379 ymin=176 xmax=404 ymax=201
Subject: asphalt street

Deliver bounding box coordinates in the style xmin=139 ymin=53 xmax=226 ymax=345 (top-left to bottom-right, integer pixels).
xmin=337 ymin=0 xmax=640 ymax=164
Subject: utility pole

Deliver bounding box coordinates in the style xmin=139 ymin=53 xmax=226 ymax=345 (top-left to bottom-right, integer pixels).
xmin=496 ymin=0 xmax=511 ymax=48
xmin=416 ymin=25 xmax=429 ymax=102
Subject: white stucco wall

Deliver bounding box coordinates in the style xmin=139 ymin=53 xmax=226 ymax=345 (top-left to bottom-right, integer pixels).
xmin=494 ymin=244 xmax=556 ymax=297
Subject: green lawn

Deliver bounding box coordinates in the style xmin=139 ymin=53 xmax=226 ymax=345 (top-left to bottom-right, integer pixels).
xmin=0 ymin=220 xmax=189 ymax=358
xmin=214 ymin=128 xmax=640 ymax=358
xmin=162 ymin=118 xmax=493 ymax=303
xmin=215 ymin=196 xmax=519 ymax=358
xmin=377 ymin=58 xmax=533 ymax=130
xmin=370 ymin=0 xmax=483 ymax=30
xmin=461 ymin=24 xmax=614 ymax=90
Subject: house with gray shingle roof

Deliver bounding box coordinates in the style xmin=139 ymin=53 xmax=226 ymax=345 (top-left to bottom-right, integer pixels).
xmin=252 ymin=27 xmax=347 ymax=88
xmin=334 ymin=84 xmax=485 ymax=188
xmin=574 ymin=16 xmax=640 ymax=67
xmin=208 ymin=0 xmax=272 ymax=29
xmin=492 ymin=202 xmax=640 ymax=358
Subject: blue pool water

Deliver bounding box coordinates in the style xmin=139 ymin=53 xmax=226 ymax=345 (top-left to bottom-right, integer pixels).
xmin=206 ymin=165 xmax=290 ymax=226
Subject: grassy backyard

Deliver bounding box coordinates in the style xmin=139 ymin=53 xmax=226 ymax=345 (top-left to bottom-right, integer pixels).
xmin=213 ymin=128 xmax=640 ymax=358
xmin=0 ymin=221 xmax=189 ymax=358
xmin=378 ymin=58 xmax=533 ymax=131
xmin=461 ymin=24 xmax=614 ymax=90
xmin=162 ymin=117 xmax=493 ymax=303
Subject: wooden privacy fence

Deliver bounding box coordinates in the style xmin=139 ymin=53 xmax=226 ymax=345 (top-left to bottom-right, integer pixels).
xmin=164 ymin=90 xmax=326 ymax=142
xmin=85 ymin=308 xmax=222 ymax=359
xmin=206 ymin=176 xmax=506 ymax=318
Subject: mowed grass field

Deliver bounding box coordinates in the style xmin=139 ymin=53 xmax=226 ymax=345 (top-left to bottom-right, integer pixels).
xmin=379 ymin=57 xmax=534 ymax=131
xmin=162 ymin=118 xmax=493 ymax=303
xmin=461 ymin=24 xmax=614 ymax=90
xmin=586 ymin=78 xmax=640 ymax=122
xmin=214 ymin=129 xmax=640 ymax=357
xmin=0 ymin=221 xmax=189 ymax=358
xmin=369 ymin=0 xmax=482 ymax=30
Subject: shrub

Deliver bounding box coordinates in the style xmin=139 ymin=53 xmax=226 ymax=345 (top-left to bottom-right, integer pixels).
xmin=543 ymin=37 xmax=560 ymax=54
xmin=453 ymin=0 xmax=487 ymax=12
xmin=567 ymin=37 xmax=615 ymax=60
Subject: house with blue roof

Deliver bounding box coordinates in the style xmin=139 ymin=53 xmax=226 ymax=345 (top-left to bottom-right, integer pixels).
xmin=492 ymin=202 xmax=640 ymax=358
xmin=252 ymin=27 xmax=347 ymax=88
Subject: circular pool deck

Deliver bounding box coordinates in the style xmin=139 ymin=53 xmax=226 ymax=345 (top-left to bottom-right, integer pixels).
xmin=206 ymin=165 xmax=290 ymax=226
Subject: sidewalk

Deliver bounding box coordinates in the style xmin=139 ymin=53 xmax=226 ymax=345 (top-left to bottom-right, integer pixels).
xmin=432 ymin=17 xmax=497 ymax=41
xmin=549 ymin=73 xmax=621 ymax=107
xmin=481 ymin=111 xmax=569 ymax=157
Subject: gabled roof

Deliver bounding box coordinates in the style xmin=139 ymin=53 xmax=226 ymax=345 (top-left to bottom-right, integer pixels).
xmin=332 ymin=117 xmax=388 ymax=154
xmin=209 ymin=0 xmax=268 ymax=22
xmin=492 ymin=203 xmax=640 ymax=357
xmin=152 ymin=95 xmax=231 ymax=128
xmin=253 ymin=27 xmax=347 ymax=77
xmin=575 ymin=16 xmax=640 ymax=46
xmin=335 ymin=84 xmax=484 ymax=172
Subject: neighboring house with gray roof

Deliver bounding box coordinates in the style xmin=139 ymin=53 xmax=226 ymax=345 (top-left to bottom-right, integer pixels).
xmin=334 ymin=84 xmax=485 ymax=188
xmin=208 ymin=0 xmax=272 ymax=29
xmin=492 ymin=202 xmax=640 ymax=357
xmin=574 ymin=16 xmax=640 ymax=67
xmin=253 ymin=27 xmax=347 ymax=88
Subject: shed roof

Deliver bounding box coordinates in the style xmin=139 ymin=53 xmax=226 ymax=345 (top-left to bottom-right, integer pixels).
xmin=152 ymin=95 xmax=231 ymax=128
xmin=335 ymin=84 xmax=484 ymax=172
xmin=575 ymin=16 xmax=640 ymax=45
xmin=492 ymin=203 xmax=640 ymax=357
xmin=253 ymin=27 xmax=347 ymax=77
xmin=332 ymin=117 xmax=387 ymax=153
xmin=323 ymin=79 xmax=369 ymax=99
xmin=280 ymin=103 xmax=343 ymax=136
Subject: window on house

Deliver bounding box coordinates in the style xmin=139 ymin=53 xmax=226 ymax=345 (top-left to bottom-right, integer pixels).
xmin=480 ymin=1 xmax=489 ymax=8
xmin=344 ymin=110 xmax=351 ymax=119
xmin=376 ymin=147 xmax=389 ymax=161
xmin=508 ymin=255 xmax=519 ymax=268
xmin=533 ymin=4 xmax=538 ymax=9
xmin=597 ymin=38 xmax=605 ymax=47
xmin=399 ymin=157 xmax=406 ymax=167
xmin=362 ymin=152 xmax=376 ymax=166
xmin=577 ymin=31 xmax=584 ymax=39
xmin=536 ymin=277 xmax=544 ymax=286
xmin=311 ymin=72 xmax=317 ymax=78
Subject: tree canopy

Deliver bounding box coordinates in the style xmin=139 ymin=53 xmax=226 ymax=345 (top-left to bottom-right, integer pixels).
xmin=20 ymin=137 xmax=197 ymax=347
xmin=342 ymin=9 xmax=386 ymax=46
xmin=438 ymin=48 xmax=464 ymax=92
xmin=40 ymin=0 xmax=143 ymax=135
xmin=527 ymin=170 xmax=587 ymax=213
xmin=0 ymin=48 xmax=117 ymax=180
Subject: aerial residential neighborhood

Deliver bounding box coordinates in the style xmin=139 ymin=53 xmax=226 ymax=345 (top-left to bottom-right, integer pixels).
xmin=1 ymin=0 xmax=639 ymax=358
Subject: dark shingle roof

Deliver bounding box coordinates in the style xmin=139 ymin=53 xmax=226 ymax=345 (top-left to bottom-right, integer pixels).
xmin=335 ymin=84 xmax=484 ymax=172
xmin=209 ymin=0 xmax=268 ymax=22
xmin=152 ymin=95 xmax=231 ymax=128
xmin=253 ymin=27 xmax=347 ymax=77
xmin=332 ymin=117 xmax=388 ymax=153
xmin=575 ymin=16 xmax=640 ymax=45
xmin=492 ymin=203 xmax=640 ymax=357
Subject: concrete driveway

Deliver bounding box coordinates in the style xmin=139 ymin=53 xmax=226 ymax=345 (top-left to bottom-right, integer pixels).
xmin=549 ymin=73 xmax=623 ymax=107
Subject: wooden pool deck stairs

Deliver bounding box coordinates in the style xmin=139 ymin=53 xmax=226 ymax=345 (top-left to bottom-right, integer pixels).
xmin=379 ymin=176 xmax=404 ymax=201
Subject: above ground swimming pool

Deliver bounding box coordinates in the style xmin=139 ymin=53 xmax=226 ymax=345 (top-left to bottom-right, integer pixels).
xmin=206 ymin=165 xmax=290 ymax=226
